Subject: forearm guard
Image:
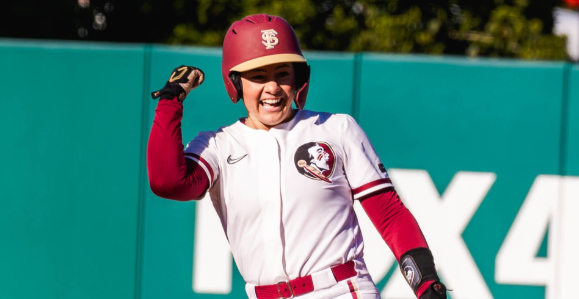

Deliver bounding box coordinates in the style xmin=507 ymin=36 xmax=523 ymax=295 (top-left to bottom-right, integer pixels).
xmin=399 ymin=247 xmax=439 ymax=294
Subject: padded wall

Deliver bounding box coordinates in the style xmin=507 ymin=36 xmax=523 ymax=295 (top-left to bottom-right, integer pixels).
xmin=0 ymin=40 xmax=146 ymax=299
xmin=566 ymin=65 xmax=579 ymax=176
xmin=1 ymin=39 xmax=577 ymax=299
xmin=358 ymin=55 xmax=566 ymax=299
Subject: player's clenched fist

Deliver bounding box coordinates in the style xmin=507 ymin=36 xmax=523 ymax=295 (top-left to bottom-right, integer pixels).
xmin=151 ymin=65 xmax=204 ymax=101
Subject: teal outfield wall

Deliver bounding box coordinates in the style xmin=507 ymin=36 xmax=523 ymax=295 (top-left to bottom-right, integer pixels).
xmin=0 ymin=39 xmax=577 ymax=299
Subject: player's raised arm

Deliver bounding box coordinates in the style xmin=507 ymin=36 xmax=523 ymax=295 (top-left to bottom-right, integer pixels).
xmin=147 ymin=66 xmax=209 ymax=201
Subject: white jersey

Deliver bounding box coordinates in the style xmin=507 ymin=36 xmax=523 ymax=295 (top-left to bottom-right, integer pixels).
xmin=184 ymin=110 xmax=392 ymax=290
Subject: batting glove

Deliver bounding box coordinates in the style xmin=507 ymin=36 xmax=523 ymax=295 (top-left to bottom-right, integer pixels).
xmin=419 ymin=281 xmax=447 ymax=299
xmin=151 ymin=65 xmax=205 ymax=101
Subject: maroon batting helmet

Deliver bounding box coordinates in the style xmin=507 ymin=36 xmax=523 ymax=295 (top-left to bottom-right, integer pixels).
xmin=222 ymin=14 xmax=310 ymax=110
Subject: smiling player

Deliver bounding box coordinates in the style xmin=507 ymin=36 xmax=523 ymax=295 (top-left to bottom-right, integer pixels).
xmin=147 ymin=14 xmax=447 ymax=299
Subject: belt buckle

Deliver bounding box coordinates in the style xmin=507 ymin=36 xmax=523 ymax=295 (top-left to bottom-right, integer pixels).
xmin=276 ymin=280 xmax=294 ymax=299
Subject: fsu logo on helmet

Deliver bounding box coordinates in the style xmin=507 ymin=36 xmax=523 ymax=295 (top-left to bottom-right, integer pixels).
xmin=294 ymin=142 xmax=336 ymax=183
xmin=261 ymin=29 xmax=279 ymax=49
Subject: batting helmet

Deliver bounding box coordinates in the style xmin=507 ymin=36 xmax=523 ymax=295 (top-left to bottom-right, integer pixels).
xmin=222 ymin=14 xmax=311 ymax=110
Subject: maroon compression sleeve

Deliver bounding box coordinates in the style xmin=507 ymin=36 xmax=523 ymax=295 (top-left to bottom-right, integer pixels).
xmin=360 ymin=188 xmax=434 ymax=297
xmin=359 ymin=188 xmax=429 ymax=260
xmin=147 ymin=97 xmax=209 ymax=201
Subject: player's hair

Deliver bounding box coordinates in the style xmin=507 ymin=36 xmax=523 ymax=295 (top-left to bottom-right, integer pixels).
xmin=228 ymin=62 xmax=308 ymax=102
xmin=229 ymin=71 xmax=243 ymax=102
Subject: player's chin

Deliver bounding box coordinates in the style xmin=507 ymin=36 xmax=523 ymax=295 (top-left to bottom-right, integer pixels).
xmin=259 ymin=106 xmax=293 ymax=126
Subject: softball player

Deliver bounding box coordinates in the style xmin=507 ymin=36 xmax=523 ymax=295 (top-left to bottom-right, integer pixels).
xmin=148 ymin=14 xmax=447 ymax=299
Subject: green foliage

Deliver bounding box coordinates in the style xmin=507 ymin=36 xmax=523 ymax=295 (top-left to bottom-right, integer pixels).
xmin=349 ymin=4 xmax=446 ymax=54
xmin=451 ymin=0 xmax=567 ymax=59
xmin=167 ymin=0 xmax=568 ymax=60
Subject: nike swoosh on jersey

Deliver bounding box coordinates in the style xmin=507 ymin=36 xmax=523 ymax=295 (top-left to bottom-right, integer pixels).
xmin=227 ymin=154 xmax=248 ymax=164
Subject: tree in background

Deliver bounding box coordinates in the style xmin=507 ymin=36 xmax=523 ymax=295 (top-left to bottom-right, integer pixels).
xmin=448 ymin=0 xmax=567 ymax=59
xmin=167 ymin=0 xmax=567 ymax=60
xmin=1 ymin=0 xmax=569 ymax=60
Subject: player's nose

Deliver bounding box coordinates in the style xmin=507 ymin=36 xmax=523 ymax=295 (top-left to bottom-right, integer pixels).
xmin=264 ymin=79 xmax=281 ymax=95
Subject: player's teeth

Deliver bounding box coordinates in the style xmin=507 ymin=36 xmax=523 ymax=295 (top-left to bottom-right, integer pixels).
xmin=262 ymin=99 xmax=280 ymax=104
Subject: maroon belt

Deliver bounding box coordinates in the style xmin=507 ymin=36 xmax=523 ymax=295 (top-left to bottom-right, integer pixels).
xmin=254 ymin=261 xmax=357 ymax=299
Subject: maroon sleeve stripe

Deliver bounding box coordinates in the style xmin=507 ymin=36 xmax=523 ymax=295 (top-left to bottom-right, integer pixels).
xmin=356 ymin=187 xmax=394 ymax=202
xmin=352 ymin=178 xmax=392 ymax=195
xmin=185 ymin=153 xmax=215 ymax=185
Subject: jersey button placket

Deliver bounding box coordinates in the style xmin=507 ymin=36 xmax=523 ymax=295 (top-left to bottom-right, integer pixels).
xmin=258 ymin=132 xmax=286 ymax=282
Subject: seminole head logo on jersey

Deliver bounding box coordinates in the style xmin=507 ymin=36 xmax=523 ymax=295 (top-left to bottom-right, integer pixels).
xmin=294 ymin=142 xmax=336 ymax=183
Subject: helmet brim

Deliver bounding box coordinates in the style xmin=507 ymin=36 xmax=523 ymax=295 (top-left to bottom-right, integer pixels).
xmin=230 ymin=54 xmax=306 ymax=72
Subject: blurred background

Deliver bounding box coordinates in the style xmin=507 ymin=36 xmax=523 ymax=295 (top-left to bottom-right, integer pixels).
xmin=1 ymin=1 xmax=578 ymax=299
xmin=2 ymin=0 xmax=579 ymax=60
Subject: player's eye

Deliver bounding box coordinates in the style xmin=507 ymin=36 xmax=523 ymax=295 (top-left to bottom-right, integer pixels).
xmin=250 ymin=74 xmax=266 ymax=80
xmin=276 ymin=71 xmax=290 ymax=78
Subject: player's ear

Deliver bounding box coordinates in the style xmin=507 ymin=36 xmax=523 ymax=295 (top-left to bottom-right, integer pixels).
xmin=229 ymin=71 xmax=243 ymax=101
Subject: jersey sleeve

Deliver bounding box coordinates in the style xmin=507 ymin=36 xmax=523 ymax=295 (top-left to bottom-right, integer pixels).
xmin=184 ymin=131 xmax=220 ymax=188
xmin=340 ymin=115 xmax=392 ymax=200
